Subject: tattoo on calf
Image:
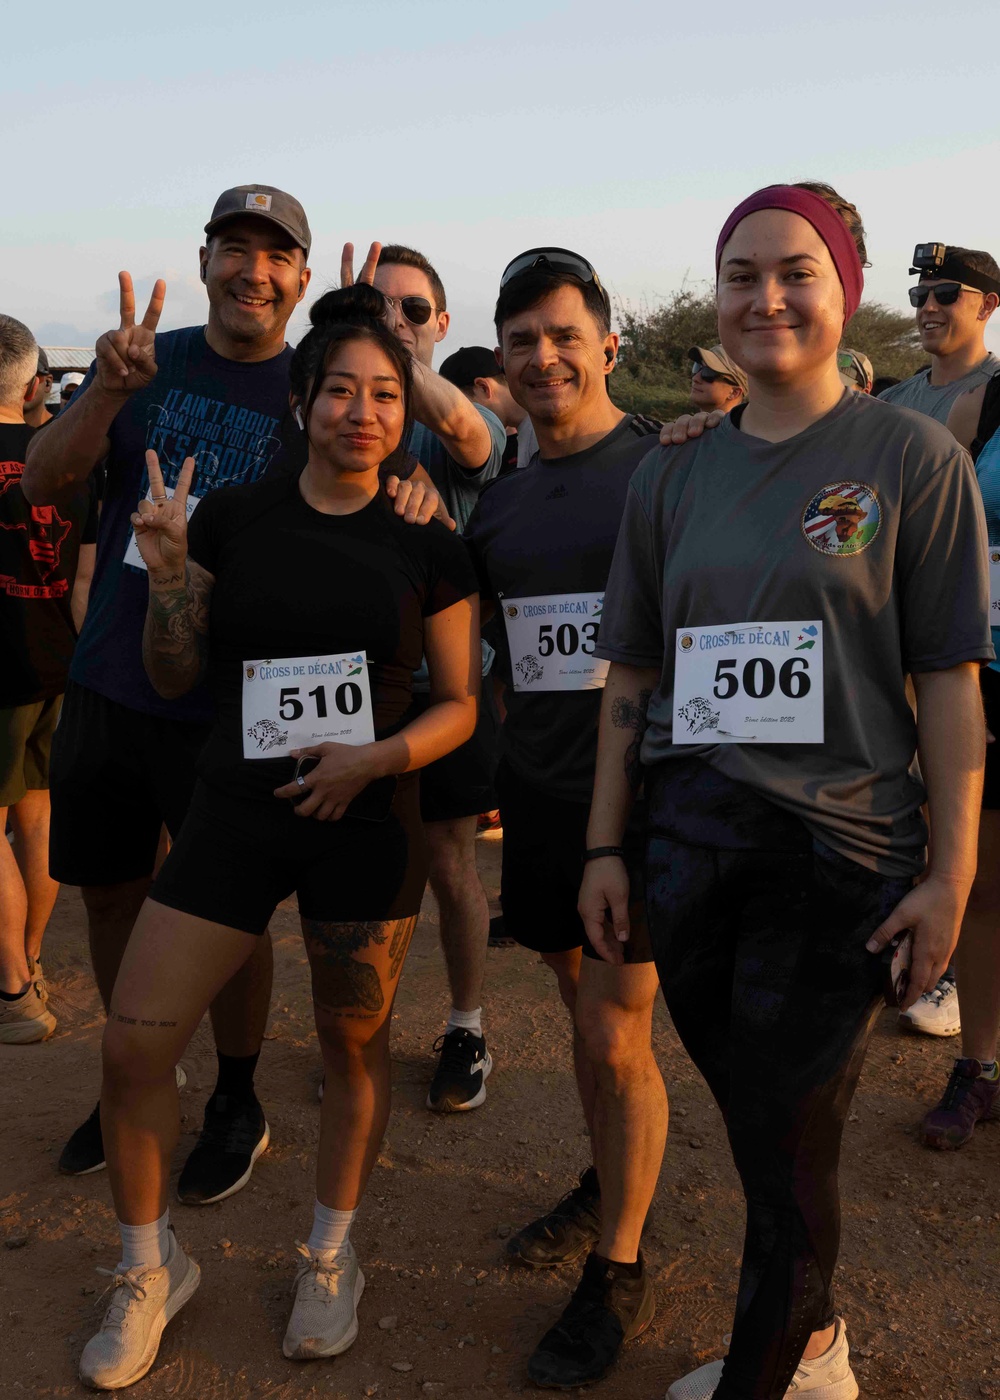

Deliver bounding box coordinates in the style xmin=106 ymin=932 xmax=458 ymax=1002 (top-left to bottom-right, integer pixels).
xmin=611 ymin=688 xmax=652 ymax=793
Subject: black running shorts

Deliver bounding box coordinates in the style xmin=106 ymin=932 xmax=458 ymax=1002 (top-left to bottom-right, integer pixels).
xmin=48 ymin=682 xmax=210 ymax=887
xmin=413 ymin=686 xmax=499 ymax=823
xmin=495 ymin=758 xmax=652 ymax=961
xmin=983 ymin=666 xmax=1000 ymax=810
xmin=150 ymin=776 xmax=427 ymax=936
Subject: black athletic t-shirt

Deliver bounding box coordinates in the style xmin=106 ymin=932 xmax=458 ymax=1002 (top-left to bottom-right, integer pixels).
xmin=187 ymin=471 xmax=478 ymax=801
xmin=0 ymin=422 xmax=98 ymax=706
xmin=464 ymin=413 xmax=661 ymax=802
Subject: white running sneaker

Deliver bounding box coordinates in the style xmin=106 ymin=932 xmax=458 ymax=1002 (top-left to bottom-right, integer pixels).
xmin=899 ymin=976 xmax=961 ymax=1037
xmin=667 ymin=1317 xmax=858 ymax=1399
xmin=0 ymin=981 xmax=56 ymax=1043
xmin=79 ymin=1228 xmax=200 ymax=1390
xmin=282 ymin=1241 xmax=365 ymax=1359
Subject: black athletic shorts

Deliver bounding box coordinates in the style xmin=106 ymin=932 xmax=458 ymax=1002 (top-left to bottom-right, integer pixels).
xmin=495 ymin=758 xmax=652 ymax=961
xmin=983 ymin=666 xmax=1000 ymax=809
xmin=413 ymin=685 xmax=499 ymax=823
xmin=48 ymin=681 xmax=210 ymax=887
xmin=150 ymin=776 xmax=427 ymax=936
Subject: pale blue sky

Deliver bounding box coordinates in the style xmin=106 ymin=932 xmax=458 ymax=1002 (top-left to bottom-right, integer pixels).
xmin=5 ymin=0 xmax=1000 ymax=361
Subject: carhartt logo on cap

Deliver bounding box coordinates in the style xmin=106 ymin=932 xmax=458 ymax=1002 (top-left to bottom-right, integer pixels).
xmin=246 ymin=192 xmax=272 ymax=211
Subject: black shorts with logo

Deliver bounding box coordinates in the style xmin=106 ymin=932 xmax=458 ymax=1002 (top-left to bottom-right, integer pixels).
xmin=495 ymin=758 xmax=652 ymax=961
xmin=48 ymin=681 xmax=210 ymax=887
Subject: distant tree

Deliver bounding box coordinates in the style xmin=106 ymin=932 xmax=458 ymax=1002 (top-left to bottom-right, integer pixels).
xmin=610 ymin=285 xmax=926 ymax=418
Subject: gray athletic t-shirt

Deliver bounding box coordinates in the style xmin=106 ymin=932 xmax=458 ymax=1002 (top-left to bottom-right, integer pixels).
xmin=597 ymin=392 xmax=993 ymax=876
xmin=877 ymin=353 xmax=1000 ymax=424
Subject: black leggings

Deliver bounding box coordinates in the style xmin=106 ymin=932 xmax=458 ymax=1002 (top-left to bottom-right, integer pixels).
xmin=645 ymin=760 xmax=912 ymax=1400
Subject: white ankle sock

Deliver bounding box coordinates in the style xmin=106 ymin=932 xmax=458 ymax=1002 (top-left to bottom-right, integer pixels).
xmin=446 ymin=1006 xmax=482 ymax=1037
xmin=118 ymin=1211 xmax=170 ymax=1272
xmin=307 ymin=1200 xmax=356 ymax=1256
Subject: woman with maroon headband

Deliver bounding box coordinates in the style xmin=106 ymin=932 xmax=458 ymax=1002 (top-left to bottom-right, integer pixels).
xmin=580 ymin=183 xmax=992 ymax=1398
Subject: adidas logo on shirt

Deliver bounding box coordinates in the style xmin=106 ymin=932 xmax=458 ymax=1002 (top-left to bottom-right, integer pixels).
xmin=545 ymin=485 xmax=568 ymax=500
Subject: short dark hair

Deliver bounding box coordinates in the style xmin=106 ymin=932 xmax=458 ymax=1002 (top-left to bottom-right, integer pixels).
xmin=493 ymin=270 xmax=611 ymax=340
xmin=290 ymin=284 xmax=414 ymax=476
xmin=947 ymin=246 xmax=1000 ymax=285
xmin=378 ymin=245 xmax=447 ymax=312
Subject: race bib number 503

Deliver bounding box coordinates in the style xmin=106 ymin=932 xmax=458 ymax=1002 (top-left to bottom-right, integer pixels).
xmin=501 ymin=591 xmax=609 ymax=692
xmin=242 ymin=652 xmax=375 ymax=759
xmin=673 ymin=621 xmax=824 ymax=745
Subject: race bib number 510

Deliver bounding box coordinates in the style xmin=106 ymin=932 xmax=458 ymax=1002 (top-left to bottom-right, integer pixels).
xmin=501 ymin=591 xmax=609 ymax=692
xmin=242 ymin=652 xmax=375 ymax=759
xmin=673 ymin=621 xmax=824 ymax=745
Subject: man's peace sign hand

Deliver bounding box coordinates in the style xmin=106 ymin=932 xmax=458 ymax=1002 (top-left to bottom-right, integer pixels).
xmin=95 ymin=272 xmax=165 ymax=396
xmin=131 ymin=450 xmax=194 ymax=576
xmin=340 ymin=242 xmax=383 ymax=288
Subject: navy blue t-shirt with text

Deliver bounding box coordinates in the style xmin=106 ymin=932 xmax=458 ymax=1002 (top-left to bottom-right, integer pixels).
xmin=70 ymin=326 xmax=297 ymax=723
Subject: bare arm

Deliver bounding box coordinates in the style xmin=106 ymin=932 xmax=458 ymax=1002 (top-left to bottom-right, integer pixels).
xmin=143 ymin=558 xmax=214 ymax=699
xmin=22 ymin=272 xmax=164 ymax=504
xmin=70 ymin=542 xmax=95 ymax=633
xmin=867 ymin=662 xmax=986 ymax=1005
xmin=578 ymin=661 xmax=658 ymax=962
xmin=945 ymin=383 xmax=986 ymax=452
xmin=410 ymin=361 xmax=494 ymax=471
xmin=273 ymin=594 xmax=480 ymax=820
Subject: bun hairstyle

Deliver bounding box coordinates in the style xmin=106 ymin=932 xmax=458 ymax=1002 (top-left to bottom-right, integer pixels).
xmin=793 ymin=182 xmax=870 ymax=268
xmin=290 ymin=284 xmax=414 ymax=473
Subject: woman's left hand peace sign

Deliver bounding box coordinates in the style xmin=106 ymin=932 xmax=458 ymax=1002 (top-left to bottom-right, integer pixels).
xmin=340 ymin=241 xmax=383 ymax=287
xmin=130 ymin=450 xmax=195 ymax=576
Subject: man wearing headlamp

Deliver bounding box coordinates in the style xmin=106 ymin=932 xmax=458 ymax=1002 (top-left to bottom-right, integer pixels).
xmin=878 ymin=243 xmax=1000 ymax=423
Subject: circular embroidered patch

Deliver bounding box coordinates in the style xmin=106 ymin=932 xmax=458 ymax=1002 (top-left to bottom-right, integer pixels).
xmin=802 ymin=480 xmax=881 ymax=556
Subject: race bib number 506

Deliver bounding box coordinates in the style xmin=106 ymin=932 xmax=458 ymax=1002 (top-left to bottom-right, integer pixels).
xmin=673 ymin=621 xmax=824 ymax=745
xmin=501 ymin=591 xmax=609 ymax=692
xmin=242 ymin=652 xmax=375 ymax=759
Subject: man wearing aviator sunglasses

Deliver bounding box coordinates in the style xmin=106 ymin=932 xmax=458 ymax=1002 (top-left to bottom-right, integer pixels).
xmin=878 ymin=243 xmax=1000 ymax=424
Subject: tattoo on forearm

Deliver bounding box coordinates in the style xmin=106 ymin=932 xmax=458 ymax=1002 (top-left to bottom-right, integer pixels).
xmin=143 ymin=559 xmax=212 ymax=688
xmin=612 ymin=688 xmax=652 ymax=792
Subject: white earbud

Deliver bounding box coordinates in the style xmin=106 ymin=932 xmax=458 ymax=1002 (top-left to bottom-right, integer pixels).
xmin=294 ymin=406 xmax=305 ymax=430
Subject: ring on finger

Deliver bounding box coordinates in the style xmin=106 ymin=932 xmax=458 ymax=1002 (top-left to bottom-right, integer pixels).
xmin=150 ymin=494 xmax=168 ymax=504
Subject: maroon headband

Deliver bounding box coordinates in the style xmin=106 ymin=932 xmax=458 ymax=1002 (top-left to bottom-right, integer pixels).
xmin=715 ymin=185 xmax=864 ymax=323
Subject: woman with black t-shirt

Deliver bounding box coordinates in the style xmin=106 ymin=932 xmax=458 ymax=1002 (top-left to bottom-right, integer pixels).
xmin=79 ymin=287 xmax=479 ymax=1389
xmin=580 ymin=184 xmax=991 ymax=1399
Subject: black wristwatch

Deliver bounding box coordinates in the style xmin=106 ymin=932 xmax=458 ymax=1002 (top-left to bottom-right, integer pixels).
xmin=582 ymin=846 xmax=625 ymax=863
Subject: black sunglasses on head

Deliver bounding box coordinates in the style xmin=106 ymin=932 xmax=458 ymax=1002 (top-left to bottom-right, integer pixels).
xmin=381 ymin=293 xmax=434 ymax=326
xmin=691 ymin=362 xmax=736 ymax=386
xmin=908 ymin=282 xmax=980 ymax=309
xmin=499 ymin=247 xmax=607 ymax=301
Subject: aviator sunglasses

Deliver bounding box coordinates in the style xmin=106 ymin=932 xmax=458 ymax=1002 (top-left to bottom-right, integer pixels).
xmin=908 ymin=282 xmax=981 ymax=309
xmin=381 ymin=293 xmax=435 ymax=326
xmin=691 ymin=362 xmax=736 ymax=386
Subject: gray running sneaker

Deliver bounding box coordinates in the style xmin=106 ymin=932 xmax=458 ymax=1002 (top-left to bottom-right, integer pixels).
xmin=28 ymin=954 xmax=49 ymax=1002
xmin=282 ymin=1241 xmax=365 ymax=1359
xmin=79 ymin=1228 xmax=200 ymax=1390
xmin=0 ymin=981 xmax=56 ymax=1043
xmin=666 ymin=1317 xmax=858 ymax=1398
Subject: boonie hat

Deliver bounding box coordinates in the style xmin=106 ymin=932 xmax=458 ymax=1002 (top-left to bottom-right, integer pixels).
xmin=204 ymin=184 xmax=312 ymax=258
xmin=689 ymin=344 xmax=748 ymax=397
xmin=439 ymin=346 xmax=504 ymax=389
xmin=838 ymin=349 xmax=873 ymax=393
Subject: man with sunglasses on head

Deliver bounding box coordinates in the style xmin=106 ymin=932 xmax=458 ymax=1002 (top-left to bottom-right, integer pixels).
xmin=878 ymin=243 xmax=1000 ymax=423
xmin=370 ymin=246 xmax=507 ymax=1113
xmin=689 ymin=343 xmax=746 ymax=415
xmin=463 ymin=248 xmax=666 ymax=1389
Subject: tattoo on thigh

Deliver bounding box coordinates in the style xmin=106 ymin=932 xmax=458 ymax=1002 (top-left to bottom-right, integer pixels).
xmin=302 ymin=920 xmax=391 ymax=1012
xmin=111 ymin=1012 xmax=178 ymax=1028
xmin=387 ymin=917 xmax=416 ymax=982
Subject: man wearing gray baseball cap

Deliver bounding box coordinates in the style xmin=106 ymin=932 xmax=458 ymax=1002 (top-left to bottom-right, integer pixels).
xmin=24 ymin=184 xmax=441 ymax=1254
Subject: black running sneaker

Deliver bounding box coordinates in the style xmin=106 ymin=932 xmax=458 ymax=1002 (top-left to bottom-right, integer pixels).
xmin=58 ymin=1102 xmax=106 ymax=1176
xmin=527 ymin=1250 xmax=654 ymax=1389
xmin=176 ymin=1093 xmax=270 ymax=1205
xmin=426 ymin=1028 xmax=493 ymax=1112
xmin=505 ymin=1167 xmax=601 ymax=1268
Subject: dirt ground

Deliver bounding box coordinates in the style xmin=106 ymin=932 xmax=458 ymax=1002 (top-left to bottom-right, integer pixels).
xmin=1 ymin=829 xmax=998 ymax=1400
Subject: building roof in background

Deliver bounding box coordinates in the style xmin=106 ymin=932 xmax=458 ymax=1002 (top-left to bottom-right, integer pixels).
xmin=41 ymin=347 xmax=93 ymax=371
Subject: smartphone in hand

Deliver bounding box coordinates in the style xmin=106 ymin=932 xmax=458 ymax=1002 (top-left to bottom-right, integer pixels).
xmin=882 ymin=932 xmax=912 ymax=1008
